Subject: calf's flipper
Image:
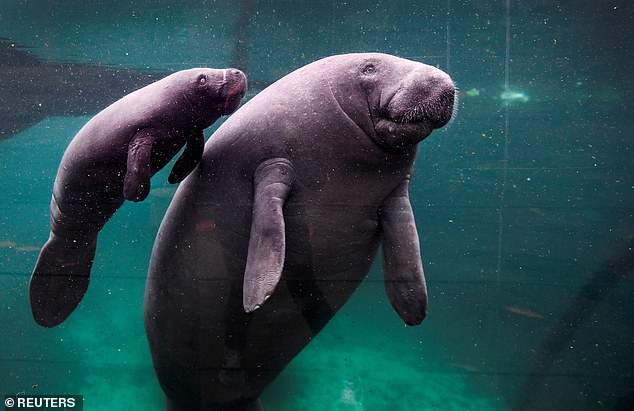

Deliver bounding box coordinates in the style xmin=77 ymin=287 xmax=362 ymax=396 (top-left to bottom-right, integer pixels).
xmin=168 ymin=131 xmax=205 ymax=184
xmin=124 ymin=129 xmax=156 ymax=202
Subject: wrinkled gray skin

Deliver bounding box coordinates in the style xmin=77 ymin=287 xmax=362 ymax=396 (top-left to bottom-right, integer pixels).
xmin=145 ymin=53 xmax=455 ymax=411
xmin=29 ymin=68 xmax=247 ymax=328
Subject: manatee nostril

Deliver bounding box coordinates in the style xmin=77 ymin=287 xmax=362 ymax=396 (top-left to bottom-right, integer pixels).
xmin=227 ymin=68 xmax=244 ymax=79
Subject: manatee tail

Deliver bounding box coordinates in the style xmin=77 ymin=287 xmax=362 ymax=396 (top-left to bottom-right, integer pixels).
xmin=29 ymin=233 xmax=97 ymax=327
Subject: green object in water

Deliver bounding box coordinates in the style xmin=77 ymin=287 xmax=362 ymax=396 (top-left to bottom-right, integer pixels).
xmin=500 ymin=88 xmax=530 ymax=104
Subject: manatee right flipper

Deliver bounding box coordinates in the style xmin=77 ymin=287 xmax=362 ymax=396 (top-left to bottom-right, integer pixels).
xmin=167 ymin=131 xmax=205 ymax=184
xmin=379 ymin=174 xmax=428 ymax=325
xmin=29 ymin=233 xmax=97 ymax=327
xmin=124 ymin=129 xmax=157 ymax=202
xmin=243 ymin=158 xmax=296 ymax=313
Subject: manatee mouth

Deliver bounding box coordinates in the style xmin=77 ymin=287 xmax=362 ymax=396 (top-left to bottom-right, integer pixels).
xmin=221 ymin=69 xmax=247 ymax=114
xmin=374 ymin=87 xmax=455 ymax=150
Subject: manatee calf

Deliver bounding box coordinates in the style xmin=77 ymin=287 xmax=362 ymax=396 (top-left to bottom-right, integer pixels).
xmin=145 ymin=53 xmax=455 ymax=410
xmin=29 ymin=68 xmax=247 ymax=327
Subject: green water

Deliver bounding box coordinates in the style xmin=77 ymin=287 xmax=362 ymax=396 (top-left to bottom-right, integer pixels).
xmin=1 ymin=1 xmax=632 ymax=410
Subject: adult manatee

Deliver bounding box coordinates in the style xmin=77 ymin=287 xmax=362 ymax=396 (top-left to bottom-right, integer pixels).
xmin=145 ymin=53 xmax=455 ymax=411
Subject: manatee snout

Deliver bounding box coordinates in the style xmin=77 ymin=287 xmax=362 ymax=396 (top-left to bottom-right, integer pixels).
xmin=374 ymin=65 xmax=455 ymax=149
xmin=221 ymin=69 xmax=247 ymax=114
xmin=390 ymin=67 xmax=455 ymax=129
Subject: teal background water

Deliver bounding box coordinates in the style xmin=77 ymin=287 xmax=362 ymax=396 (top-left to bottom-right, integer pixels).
xmin=1 ymin=1 xmax=632 ymax=410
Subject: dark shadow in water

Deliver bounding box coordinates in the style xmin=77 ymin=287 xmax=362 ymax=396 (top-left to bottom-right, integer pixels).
xmin=614 ymin=389 xmax=634 ymax=411
xmin=231 ymin=0 xmax=255 ymax=71
xmin=0 ymin=36 xmax=272 ymax=141
xmin=228 ymin=0 xmax=274 ymax=92
xmin=514 ymin=239 xmax=634 ymax=411
xmin=0 ymin=38 xmax=171 ymax=140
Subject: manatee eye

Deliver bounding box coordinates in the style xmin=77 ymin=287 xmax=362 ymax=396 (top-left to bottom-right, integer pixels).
xmin=362 ymin=63 xmax=377 ymax=75
xmin=197 ymin=74 xmax=207 ymax=85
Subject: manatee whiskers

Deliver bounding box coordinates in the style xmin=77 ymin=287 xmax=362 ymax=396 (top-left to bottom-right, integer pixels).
xmin=394 ymin=89 xmax=456 ymax=128
xmin=448 ymin=84 xmax=460 ymax=126
xmin=394 ymin=103 xmax=433 ymax=124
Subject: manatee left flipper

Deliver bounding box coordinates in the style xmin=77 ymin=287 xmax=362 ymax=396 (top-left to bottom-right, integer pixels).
xmin=243 ymin=158 xmax=296 ymax=313
xmin=124 ymin=129 xmax=157 ymax=202
xmin=379 ymin=174 xmax=428 ymax=325
xmin=168 ymin=131 xmax=204 ymax=183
